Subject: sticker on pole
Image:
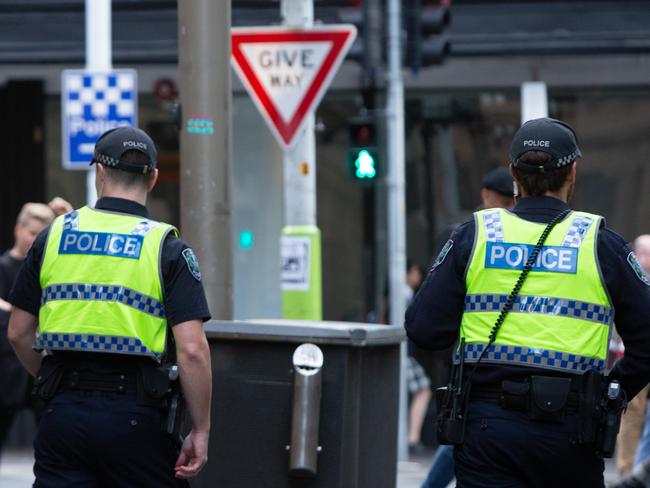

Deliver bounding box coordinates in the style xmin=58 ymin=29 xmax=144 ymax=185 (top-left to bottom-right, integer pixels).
xmin=61 ymin=69 xmax=137 ymax=170
xmin=281 ymin=235 xmax=311 ymax=291
xmin=231 ymin=25 xmax=356 ymax=149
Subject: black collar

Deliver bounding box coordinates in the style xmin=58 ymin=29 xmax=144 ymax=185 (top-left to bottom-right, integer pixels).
xmin=513 ymin=195 xmax=570 ymax=214
xmin=94 ymin=197 xmax=148 ymax=218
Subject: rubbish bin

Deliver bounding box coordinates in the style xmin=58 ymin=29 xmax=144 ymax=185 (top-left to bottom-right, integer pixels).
xmin=192 ymin=319 xmax=404 ymax=488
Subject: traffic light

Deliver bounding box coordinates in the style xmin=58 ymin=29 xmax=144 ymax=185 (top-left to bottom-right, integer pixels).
xmin=348 ymin=115 xmax=379 ymax=181
xmin=405 ymin=0 xmax=451 ymax=72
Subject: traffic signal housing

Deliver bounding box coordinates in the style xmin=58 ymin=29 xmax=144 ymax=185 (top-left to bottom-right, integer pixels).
xmin=405 ymin=0 xmax=451 ymax=72
xmin=348 ymin=115 xmax=379 ymax=181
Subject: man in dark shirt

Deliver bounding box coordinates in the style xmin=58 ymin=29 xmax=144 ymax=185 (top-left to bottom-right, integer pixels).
xmin=0 ymin=203 xmax=54 ymax=460
xmin=8 ymin=127 xmax=213 ymax=487
xmin=406 ymin=118 xmax=650 ymax=487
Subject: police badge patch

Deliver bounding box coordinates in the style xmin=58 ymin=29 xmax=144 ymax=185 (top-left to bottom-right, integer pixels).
xmin=182 ymin=248 xmax=202 ymax=281
xmin=627 ymin=251 xmax=650 ymax=286
xmin=430 ymin=239 xmax=454 ymax=273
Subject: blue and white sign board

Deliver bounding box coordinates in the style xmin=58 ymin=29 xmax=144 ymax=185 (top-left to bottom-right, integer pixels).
xmin=61 ymin=69 xmax=137 ymax=170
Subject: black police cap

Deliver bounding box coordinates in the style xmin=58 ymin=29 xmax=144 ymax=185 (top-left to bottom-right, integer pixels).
xmin=510 ymin=117 xmax=582 ymax=173
xmin=482 ymin=167 xmax=513 ymax=197
xmin=90 ymin=126 xmax=157 ymax=175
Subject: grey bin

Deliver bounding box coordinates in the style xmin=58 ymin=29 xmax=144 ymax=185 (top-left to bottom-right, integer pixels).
xmin=191 ymin=319 xmax=405 ymax=488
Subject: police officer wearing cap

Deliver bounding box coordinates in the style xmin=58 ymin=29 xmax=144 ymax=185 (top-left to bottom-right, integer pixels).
xmin=8 ymin=126 xmax=212 ymax=487
xmin=406 ymin=117 xmax=650 ymax=487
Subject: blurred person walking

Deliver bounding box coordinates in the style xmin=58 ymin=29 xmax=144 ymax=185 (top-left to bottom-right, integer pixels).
xmin=8 ymin=127 xmax=213 ymax=487
xmin=0 ymin=203 xmax=54 ymax=460
xmin=406 ymin=118 xmax=650 ymax=487
xmin=617 ymin=235 xmax=650 ymax=477
xmin=421 ymin=166 xmax=514 ymax=488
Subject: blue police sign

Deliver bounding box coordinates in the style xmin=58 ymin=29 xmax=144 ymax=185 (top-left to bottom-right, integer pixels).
xmin=61 ymin=69 xmax=137 ymax=170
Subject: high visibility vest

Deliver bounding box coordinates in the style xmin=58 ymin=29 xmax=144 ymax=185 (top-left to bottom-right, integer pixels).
xmin=458 ymin=208 xmax=613 ymax=374
xmin=36 ymin=206 xmax=177 ymax=362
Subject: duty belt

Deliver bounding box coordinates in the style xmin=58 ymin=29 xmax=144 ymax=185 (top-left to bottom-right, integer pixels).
xmin=60 ymin=369 xmax=137 ymax=394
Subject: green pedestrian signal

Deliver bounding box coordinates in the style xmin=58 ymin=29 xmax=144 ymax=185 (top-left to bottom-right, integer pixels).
xmin=354 ymin=149 xmax=377 ymax=179
xmin=348 ymin=115 xmax=380 ymax=182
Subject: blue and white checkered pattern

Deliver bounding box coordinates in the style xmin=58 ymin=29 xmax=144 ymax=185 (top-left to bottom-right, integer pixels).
xmin=454 ymin=343 xmax=605 ymax=373
xmin=34 ymin=333 xmax=155 ymax=358
xmin=63 ymin=211 xmax=79 ymax=231
xmin=562 ymin=215 xmax=594 ymax=248
xmin=41 ymin=283 xmax=165 ymax=319
xmin=464 ymin=293 xmax=613 ymax=325
xmin=482 ymin=210 xmax=504 ymax=242
xmin=65 ymin=72 xmax=135 ymax=120
xmin=130 ymin=220 xmax=157 ymax=236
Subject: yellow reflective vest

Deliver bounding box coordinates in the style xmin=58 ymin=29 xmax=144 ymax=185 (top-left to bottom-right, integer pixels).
xmin=36 ymin=206 xmax=177 ymax=362
xmin=459 ymin=208 xmax=613 ymax=374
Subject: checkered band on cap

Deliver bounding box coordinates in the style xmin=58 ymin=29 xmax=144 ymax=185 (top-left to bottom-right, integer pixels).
xmin=556 ymin=150 xmax=581 ymax=168
xmin=464 ymin=293 xmax=613 ymax=326
xmin=93 ymin=152 xmax=121 ymax=168
xmin=454 ymin=343 xmax=605 ymax=373
xmin=63 ymin=211 xmax=79 ymax=231
xmin=562 ymin=215 xmax=594 ymax=248
xmin=482 ymin=210 xmax=505 ymax=243
xmin=41 ymin=283 xmax=165 ymax=319
xmin=34 ymin=333 xmax=157 ymax=359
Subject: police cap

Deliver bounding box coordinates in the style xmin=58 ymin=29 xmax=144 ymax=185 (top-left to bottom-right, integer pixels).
xmin=510 ymin=117 xmax=582 ymax=173
xmin=482 ymin=167 xmax=513 ymax=197
xmin=90 ymin=126 xmax=157 ymax=175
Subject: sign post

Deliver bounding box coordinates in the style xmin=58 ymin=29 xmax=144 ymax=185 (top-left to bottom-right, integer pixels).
xmin=231 ymin=10 xmax=356 ymax=320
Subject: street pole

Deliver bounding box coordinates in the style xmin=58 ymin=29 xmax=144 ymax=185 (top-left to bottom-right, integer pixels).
xmin=280 ymin=0 xmax=322 ymax=321
xmin=178 ymin=0 xmax=233 ymax=319
xmin=386 ymin=0 xmax=408 ymax=462
xmin=84 ymin=0 xmax=111 ymax=206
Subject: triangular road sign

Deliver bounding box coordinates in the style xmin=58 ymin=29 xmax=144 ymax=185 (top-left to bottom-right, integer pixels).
xmin=232 ymin=25 xmax=357 ymax=149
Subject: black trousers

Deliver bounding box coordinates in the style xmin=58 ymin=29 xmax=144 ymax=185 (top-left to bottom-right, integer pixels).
xmin=454 ymin=401 xmax=605 ymax=488
xmin=33 ymin=390 xmax=188 ymax=488
xmin=0 ymin=406 xmax=16 ymax=460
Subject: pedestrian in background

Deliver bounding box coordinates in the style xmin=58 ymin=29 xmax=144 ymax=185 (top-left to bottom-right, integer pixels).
xmin=8 ymin=126 xmax=213 ymax=487
xmin=421 ymin=166 xmax=514 ymax=488
xmin=0 ymin=203 xmax=55 ymax=460
xmin=406 ymin=117 xmax=650 ymax=486
xmin=617 ymin=235 xmax=650 ymax=477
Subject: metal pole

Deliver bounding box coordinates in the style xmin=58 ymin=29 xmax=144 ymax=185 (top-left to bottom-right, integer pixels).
xmin=85 ymin=0 xmax=112 ymax=206
xmin=280 ymin=0 xmax=322 ymax=321
xmin=178 ymin=0 xmax=233 ymax=319
xmin=282 ymin=0 xmax=315 ymax=227
xmin=386 ymin=0 xmax=408 ymax=462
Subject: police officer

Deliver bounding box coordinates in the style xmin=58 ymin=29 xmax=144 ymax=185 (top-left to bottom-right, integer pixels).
xmin=406 ymin=117 xmax=650 ymax=487
xmin=8 ymin=126 xmax=212 ymax=487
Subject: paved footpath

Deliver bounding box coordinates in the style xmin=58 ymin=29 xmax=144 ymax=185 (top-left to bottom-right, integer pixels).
xmin=0 ymin=448 xmax=622 ymax=488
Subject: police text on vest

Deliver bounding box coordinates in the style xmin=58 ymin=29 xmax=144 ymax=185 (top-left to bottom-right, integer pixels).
xmin=485 ymin=242 xmax=578 ymax=274
xmin=59 ymin=230 xmax=143 ymax=259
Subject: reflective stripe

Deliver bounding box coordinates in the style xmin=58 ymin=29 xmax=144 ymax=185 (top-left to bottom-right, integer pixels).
xmin=562 ymin=215 xmax=594 ymax=248
xmin=131 ymin=220 xmax=159 ymax=236
xmin=34 ymin=332 xmax=156 ymax=359
xmin=63 ymin=211 xmax=79 ymax=231
xmin=41 ymin=283 xmax=165 ymax=318
xmin=483 ymin=210 xmax=504 ymax=243
xmin=464 ymin=293 xmax=612 ymax=325
xmin=454 ymin=342 xmax=605 ymax=372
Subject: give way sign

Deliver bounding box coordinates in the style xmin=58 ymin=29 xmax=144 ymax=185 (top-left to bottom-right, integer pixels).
xmin=231 ymin=25 xmax=357 ymax=149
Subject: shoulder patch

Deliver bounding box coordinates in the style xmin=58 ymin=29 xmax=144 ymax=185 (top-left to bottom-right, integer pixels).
xmin=430 ymin=240 xmax=454 ymax=273
xmin=627 ymin=251 xmax=650 ymax=286
xmin=182 ymin=248 xmax=202 ymax=282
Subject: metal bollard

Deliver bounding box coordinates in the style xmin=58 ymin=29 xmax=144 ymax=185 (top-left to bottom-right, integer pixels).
xmin=288 ymin=343 xmax=324 ymax=477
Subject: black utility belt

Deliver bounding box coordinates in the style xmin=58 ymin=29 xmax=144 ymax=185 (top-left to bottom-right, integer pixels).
xmin=471 ymin=375 xmax=581 ymax=422
xmin=60 ymin=370 xmax=137 ymax=394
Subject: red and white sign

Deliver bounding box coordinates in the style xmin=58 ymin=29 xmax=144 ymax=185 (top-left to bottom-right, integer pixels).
xmin=231 ymin=25 xmax=357 ymax=149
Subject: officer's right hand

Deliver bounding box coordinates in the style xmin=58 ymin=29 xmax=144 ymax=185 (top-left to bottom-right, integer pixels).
xmin=174 ymin=430 xmax=209 ymax=478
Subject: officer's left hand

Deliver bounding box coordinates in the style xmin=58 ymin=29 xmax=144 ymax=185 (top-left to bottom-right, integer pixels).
xmin=174 ymin=429 xmax=209 ymax=478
